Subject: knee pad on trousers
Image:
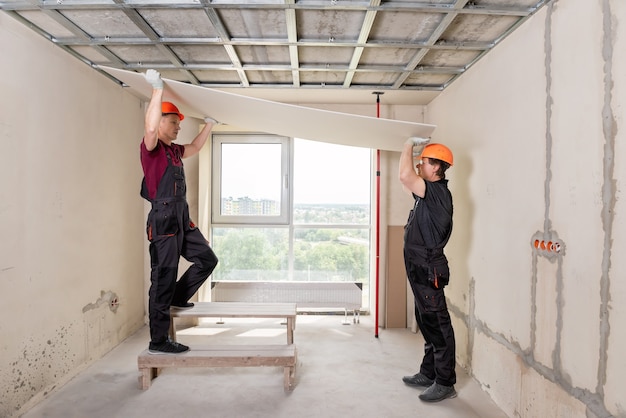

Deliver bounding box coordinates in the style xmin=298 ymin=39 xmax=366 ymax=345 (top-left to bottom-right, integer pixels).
xmin=421 ymin=311 xmax=446 ymax=349
xmin=197 ymin=249 xmax=219 ymax=273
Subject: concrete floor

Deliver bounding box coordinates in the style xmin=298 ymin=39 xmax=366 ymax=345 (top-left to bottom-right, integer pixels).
xmin=20 ymin=315 xmax=507 ymax=418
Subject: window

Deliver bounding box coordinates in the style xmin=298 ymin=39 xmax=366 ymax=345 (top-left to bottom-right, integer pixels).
xmin=211 ymin=134 xmax=371 ymax=306
xmin=211 ymin=135 xmax=289 ymax=224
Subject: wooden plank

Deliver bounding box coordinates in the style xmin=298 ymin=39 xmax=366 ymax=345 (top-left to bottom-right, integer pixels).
xmin=169 ymin=302 xmax=297 ymax=344
xmin=170 ymin=302 xmax=297 ymax=318
xmin=137 ymin=345 xmax=297 ymax=391
xmin=138 ymin=345 xmax=296 ymax=367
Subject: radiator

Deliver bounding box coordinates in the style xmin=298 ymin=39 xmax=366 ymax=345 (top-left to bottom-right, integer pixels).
xmin=210 ymin=281 xmax=362 ymax=323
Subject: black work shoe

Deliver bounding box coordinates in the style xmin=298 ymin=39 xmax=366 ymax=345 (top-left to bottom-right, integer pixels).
xmin=171 ymin=302 xmax=194 ymax=309
xmin=419 ymin=383 xmax=457 ymax=402
xmin=148 ymin=339 xmax=190 ymax=355
xmin=402 ymin=373 xmax=435 ymax=387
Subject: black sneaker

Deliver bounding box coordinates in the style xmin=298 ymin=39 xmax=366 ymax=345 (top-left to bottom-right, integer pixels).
xmin=419 ymin=383 xmax=457 ymax=402
xmin=402 ymin=373 xmax=434 ymax=387
xmin=148 ymin=339 xmax=190 ymax=355
xmin=171 ymin=302 xmax=194 ymax=310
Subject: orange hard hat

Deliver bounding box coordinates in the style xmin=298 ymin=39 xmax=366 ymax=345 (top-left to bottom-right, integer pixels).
xmin=420 ymin=143 xmax=453 ymax=166
xmin=161 ymin=102 xmax=184 ymax=121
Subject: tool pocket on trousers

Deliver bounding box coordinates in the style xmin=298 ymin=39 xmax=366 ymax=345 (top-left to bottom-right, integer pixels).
xmin=428 ymin=264 xmax=449 ymax=289
xmin=151 ymin=206 xmax=178 ymax=238
xmin=416 ymin=283 xmax=446 ymax=313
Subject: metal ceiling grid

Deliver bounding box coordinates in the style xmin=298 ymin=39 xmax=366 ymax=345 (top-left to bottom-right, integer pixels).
xmin=1 ymin=0 xmax=551 ymax=103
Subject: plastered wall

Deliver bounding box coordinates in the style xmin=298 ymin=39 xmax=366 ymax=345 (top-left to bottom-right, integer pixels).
xmin=426 ymin=0 xmax=625 ymax=416
xmin=0 ymin=14 xmax=147 ymax=417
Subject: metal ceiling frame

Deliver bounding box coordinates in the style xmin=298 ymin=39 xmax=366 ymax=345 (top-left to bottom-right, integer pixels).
xmin=1 ymin=0 xmax=552 ymax=95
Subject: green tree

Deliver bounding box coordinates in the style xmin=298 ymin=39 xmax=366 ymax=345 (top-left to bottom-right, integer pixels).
xmin=215 ymin=230 xmax=281 ymax=273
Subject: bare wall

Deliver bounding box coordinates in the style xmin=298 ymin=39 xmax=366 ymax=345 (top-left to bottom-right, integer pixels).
xmin=426 ymin=0 xmax=625 ymax=417
xmin=0 ymin=13 xmax=147 ymax=417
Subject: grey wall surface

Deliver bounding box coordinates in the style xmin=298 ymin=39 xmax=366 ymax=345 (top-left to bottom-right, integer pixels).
xmin=0 ymin=12 xmax=147 ymax=417
xmin=427 ymin=0 xmax=625 ymax=416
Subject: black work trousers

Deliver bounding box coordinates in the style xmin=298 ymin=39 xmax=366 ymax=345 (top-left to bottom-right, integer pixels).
xmin=407 ymin=265 xmax=456 ymax=387
xmin=147 ymin=205 xmax=218 ymax=344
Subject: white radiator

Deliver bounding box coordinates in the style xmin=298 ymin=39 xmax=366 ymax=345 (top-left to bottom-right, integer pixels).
xmin=210 ymin=281 xmax=362 ymax=323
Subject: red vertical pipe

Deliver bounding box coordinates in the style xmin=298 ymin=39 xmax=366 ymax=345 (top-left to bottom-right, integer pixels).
xmin=373 ymin=92 xmax=383 ymax=338
xmin=375 ymin=149 xmax=380 ymax=338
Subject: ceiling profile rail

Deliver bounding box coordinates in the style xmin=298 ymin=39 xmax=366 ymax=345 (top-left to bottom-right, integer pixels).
xmin=1 ymin=0 xmax=553 ymax=95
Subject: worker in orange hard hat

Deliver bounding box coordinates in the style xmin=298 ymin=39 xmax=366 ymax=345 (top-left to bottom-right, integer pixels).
xmin=139 ymin=69 xmax=219 ymax=355
xmin=419 ymin=143 xmax=453 ymax=166
xmin=398 ymin=137 xmax=456 ymax=403
xmin=161 ymin=101 xmax=185 ymax=121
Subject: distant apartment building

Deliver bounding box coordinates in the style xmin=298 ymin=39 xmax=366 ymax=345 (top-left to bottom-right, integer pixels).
xmin=222 ymin=197 xmax=278 ymax=215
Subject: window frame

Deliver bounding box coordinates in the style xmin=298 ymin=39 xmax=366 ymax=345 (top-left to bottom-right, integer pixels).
xmin=211 ymin=133 xmax=290 ymax=225
xmin=210 ymin=134 xmax=373 ymax=308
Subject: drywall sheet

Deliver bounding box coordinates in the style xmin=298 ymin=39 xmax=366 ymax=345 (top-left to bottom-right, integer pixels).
xmin=102 ymin=67 xmax=436 ymax=152
xmin=386 ymin=225 xmax=408 ymax=328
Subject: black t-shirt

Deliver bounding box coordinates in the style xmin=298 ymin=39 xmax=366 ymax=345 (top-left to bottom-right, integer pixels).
xmin=404 ymin=179 xmax=453 ymax=251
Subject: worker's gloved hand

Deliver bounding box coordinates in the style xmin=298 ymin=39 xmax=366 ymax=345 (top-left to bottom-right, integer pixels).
xmin=145 ymin=69 xmax=163 ymax=89
xmin=204 ymin=116 xmax=220 ymax=125
xmin=405 ymin=137 xmax=430 ymax=157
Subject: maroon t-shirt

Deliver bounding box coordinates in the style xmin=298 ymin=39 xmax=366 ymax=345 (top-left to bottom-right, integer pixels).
xmin=140 ymin=140 xmax=185 ymax=200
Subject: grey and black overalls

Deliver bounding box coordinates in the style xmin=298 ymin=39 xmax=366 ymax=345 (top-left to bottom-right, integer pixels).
xmin=141 ymin=144 xmax=218 ymax=344
xmin=403 ymin=179 xmax=456 ymax=387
